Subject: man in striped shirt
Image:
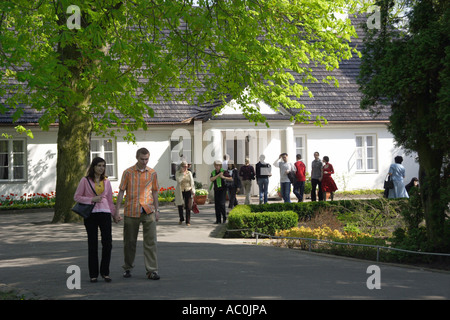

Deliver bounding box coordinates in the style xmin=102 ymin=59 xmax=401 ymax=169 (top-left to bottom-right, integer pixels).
xmin=115 ymin=148 xmax=160 ymax=280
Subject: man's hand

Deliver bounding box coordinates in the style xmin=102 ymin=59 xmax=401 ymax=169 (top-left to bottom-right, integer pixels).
xmin=113 ymin=213 xmax=122 ymax=223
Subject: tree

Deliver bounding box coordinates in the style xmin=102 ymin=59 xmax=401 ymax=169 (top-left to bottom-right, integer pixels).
xmin=358 ymin=0 xmax=450 ymax=251
xmin=1 ymin=0 xmax=367 ymax=223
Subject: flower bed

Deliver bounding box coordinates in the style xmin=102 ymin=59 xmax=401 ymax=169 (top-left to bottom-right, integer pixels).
xmin=273 ymin=225 xmax=387 ymax=261
xmin=158 ymin=186 xmax=175 ymax=203
xmin=1 ymin=186 xmax=177 ymax=211
xmin=0 ymin=192 xmax=56 ymax=211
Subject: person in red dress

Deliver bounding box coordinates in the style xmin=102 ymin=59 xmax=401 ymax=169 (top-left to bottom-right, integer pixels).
xmin=321 ymin=156 xmax=338 ymax=200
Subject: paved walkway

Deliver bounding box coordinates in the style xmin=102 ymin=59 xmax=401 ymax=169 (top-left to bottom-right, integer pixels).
xmin=0 ymin=200 xmax=449 ymax=301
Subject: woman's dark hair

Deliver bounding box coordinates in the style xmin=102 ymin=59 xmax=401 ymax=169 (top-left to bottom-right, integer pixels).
xmin=86 ymin=157 xmax=107 ymax=181
xmin=394 ymin=156 xmax=403 ymax=164
xmin=323 ymin=156 xmax=329 ymax=162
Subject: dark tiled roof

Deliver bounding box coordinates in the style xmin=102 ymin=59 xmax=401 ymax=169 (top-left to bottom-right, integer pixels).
xmin=286 ymin=15 xmax=390 ymax=122
xmin=206 ymin=15 xmax=391 ymax=123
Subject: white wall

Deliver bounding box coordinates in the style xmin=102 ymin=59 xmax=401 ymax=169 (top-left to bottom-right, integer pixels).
xmin=0 ymin=127 xmax=58 ymax=196
xmin=295 ymin=123 xmax=419 ymax=191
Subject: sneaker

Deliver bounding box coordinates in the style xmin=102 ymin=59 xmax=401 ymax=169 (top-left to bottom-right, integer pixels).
xmin=147 ymin=271 xmax=160 ymax=280
xmin=123 ymin=270 xmax=131 ymax=278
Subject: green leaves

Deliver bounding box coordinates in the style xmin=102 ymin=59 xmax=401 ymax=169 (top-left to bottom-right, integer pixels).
xmin=1 ymin=0 xmax=366 ymax=136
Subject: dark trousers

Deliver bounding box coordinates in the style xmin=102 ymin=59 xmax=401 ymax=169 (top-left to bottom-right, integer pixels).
xmin=214 ymin=188 xmax=227 ymax=223
xmin=311 ymin=178 xmax=323 ymax=201
xmin=84 ymin=212 xmax=112 ymax=278
xmin=227 ymin=186 xmax=238 ymax=209
xmin=293 ymin=180 xmax=305 ymax=202
xmin=178 ymin=190 xmax=192 ymax=224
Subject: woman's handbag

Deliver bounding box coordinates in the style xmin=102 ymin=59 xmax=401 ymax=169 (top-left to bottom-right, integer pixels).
xmin=72 ymin=178 xmax=97 ymax=219
xmin=72 ymin=202 xmax=95 ymax=219
xmin=192 ymin=200 xmax=199 ymax=214
xmin=384 ymin=174 xmax=394 ymax=189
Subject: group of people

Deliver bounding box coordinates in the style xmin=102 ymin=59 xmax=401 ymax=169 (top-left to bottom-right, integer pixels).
xmin=214 ymin=152 xmax=338 ymax=210
xmin=209 ymin=156 xmax=260 ymax=224
xmin=74 ymin=148 xmax=160 ymax=283
xmin=274 ymin=151 xmax=338 ymax=203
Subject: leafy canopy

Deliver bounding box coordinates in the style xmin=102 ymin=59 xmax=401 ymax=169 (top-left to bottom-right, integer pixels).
xmin=358 ymin=0 xmax=450 ymax=154
xmin=1 ymin=0 xmax=369 ymax=140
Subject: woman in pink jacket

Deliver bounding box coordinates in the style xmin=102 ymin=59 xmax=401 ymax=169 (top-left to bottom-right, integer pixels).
xmin=74 ymin=157 xmax=117 ymax=283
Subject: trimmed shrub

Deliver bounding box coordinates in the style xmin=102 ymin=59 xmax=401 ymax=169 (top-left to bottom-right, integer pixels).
xmin=227 ymin=205 xmax=297 ymax=238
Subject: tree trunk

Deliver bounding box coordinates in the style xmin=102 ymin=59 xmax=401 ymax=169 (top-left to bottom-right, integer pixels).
xmin=51 ymin=18 xmax=95 ymax=223
xmin=418 ymin=148 xmax=446 ymax=252
xmin=52 ymin=107 xmax=93 ymax=223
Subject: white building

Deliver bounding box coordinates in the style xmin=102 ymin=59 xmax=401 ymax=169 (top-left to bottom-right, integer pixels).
xmin=0 ymin=104 xmax=419 ymax=198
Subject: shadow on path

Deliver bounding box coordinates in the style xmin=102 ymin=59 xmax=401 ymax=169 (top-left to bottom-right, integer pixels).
xmin=0 ymin=206 xmax=449 ymax=300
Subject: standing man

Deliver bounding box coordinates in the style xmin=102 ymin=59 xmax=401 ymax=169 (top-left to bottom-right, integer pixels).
xmin=293 ymin=154 xmax=306 ymax=202
xmin=115 ymin=148 xmax=160 ymax=280
xmin=255 ymin=154 xmax=272 ymax=204
xmin=239 ymin=157 xmax=255 ymax=205
xmin=310 ymin=151 xmax=323 ymax=201
xmin=274 ymin=153 xmax=296 ymax=203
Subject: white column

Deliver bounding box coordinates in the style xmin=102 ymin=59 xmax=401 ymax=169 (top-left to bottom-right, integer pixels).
xmin=203 ymin=128 xmax=222 ymax=165
xmin=285 ymin=125 xmax=295 ymax=158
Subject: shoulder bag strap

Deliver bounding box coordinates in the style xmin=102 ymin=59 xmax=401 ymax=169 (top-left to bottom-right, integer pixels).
xmin=86 ymin=177 xmax=98 ymax=196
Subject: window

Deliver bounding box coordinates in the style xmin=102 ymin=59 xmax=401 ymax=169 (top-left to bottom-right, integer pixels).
xmin=0 ymin=139 xmax=26 ymax=181
xmin=294 ymin=135 xmax=306 ymax=159
xmin=355 ymin=135 xmax=377 ymax=172
xmin=90 ymin=138 xmax=117 ymax=179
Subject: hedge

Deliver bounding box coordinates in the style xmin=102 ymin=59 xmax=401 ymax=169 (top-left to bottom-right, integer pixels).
xmin=227 ymin=205 xmax=297 ymax=238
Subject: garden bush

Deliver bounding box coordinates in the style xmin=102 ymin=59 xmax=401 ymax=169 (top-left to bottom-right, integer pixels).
xmin=227 ymin=205 xmax=297 ymax=238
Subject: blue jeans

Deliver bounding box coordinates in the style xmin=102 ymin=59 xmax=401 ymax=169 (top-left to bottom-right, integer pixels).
xmin=257 ymin=177 xmax=269 ymax=204
xmin=293 ymin=181 xmax=305 ymax=202
xmin=280 ymin=182 xmax=291 ymax=203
